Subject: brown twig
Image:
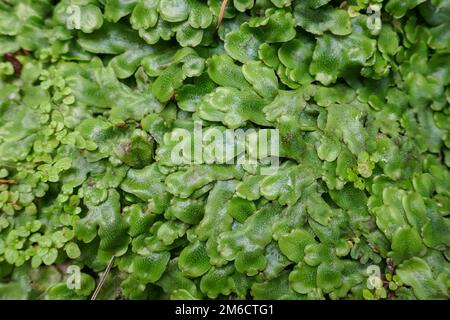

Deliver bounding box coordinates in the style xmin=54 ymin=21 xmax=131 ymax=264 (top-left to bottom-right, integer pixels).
xmin=217 ymin=0 xmax=229 ymax=30
xmin=4 ymin=53 xmax=22 ymax=76
xmin=0 ymin=179 xmax=16 ymax=184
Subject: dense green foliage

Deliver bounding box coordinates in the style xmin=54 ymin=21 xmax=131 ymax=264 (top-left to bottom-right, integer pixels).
xmin=0 ymin=0 xmax=449 ymax=300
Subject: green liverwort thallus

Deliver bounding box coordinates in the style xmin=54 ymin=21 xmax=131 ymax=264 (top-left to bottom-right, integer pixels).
xmin=0 ymin=0 xmax=448 ymax=300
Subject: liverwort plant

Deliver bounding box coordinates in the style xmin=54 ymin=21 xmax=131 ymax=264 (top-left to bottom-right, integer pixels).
xmin=168 ymin=120 xmax=280 ymax=174
xmin=0 ymin=0 xmax=449 ymax=300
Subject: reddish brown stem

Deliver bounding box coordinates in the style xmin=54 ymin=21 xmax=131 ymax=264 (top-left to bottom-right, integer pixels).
xmin=4 ymin=52 xmax=22 ymax=76
xmin=0 ymin=179 xmax=16 ymax=184
xmin=217 ymin=0 xmax=229 ymax=30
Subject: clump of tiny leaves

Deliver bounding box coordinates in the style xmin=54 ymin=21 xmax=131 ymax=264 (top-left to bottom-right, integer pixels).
xmin=0 ymin=0 xmax=449 ymax=300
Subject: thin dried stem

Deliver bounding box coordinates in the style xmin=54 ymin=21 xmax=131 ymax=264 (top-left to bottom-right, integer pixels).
xmin=91 ymin=256 xmax=115 ymax=300
xmin=0 ymin=179 xmax=16 ymax=184
xmin=217 ymin=0 xmax=229 ymax=30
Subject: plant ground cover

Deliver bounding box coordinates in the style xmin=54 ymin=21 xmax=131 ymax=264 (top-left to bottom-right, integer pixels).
xmin=0 ymin=0 xmax=449 ymax=300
